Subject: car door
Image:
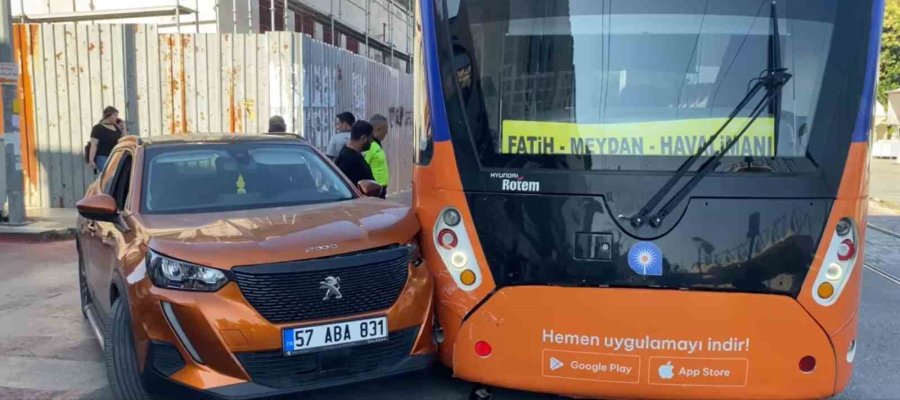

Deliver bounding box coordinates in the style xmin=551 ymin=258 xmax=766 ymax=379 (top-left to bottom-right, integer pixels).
xmin=89 ymin=150 xmax=135 ymax=318
xmin=83 ymin=150 xmax=125 ymax=312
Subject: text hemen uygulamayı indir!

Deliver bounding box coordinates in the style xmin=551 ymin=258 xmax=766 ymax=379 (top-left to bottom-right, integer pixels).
xmin=542 ymin=329 xmax=751 ymax=355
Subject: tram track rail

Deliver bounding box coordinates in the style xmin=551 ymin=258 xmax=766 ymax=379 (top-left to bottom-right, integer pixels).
xmin=865 ymin=223 xmax=900 ymax=287
xmin=867 ymin=223 xmax=900 ymax=239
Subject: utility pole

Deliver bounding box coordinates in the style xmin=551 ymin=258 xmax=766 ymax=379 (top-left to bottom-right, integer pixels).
xmin=330 ymin=0 xmax=335 ymax=46
xmin=388 ymin=0 xmax=394 ymax=67
xmin=365 ymin=0 xmax=370 ymax=57
xmin=0 ymin=0 xmax=25 ymax=224
xmin=269 ymin=0 xmax=275 ymax=31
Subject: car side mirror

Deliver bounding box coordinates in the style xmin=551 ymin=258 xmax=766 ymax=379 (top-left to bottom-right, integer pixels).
xmin=357 ymin=180 xmax=383 ymax=197
xmin=76 ymin=194 xmax=119 ymax=222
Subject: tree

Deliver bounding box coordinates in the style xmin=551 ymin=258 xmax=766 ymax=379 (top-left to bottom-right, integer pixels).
xmin=878 ymin=0 xmax=900 ymax=105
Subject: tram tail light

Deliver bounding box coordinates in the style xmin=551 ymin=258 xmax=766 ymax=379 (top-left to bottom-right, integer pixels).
xmin=438 ymin=229 xmax=458 ymax=249
xmin=475 ymin=341 xmax=493 ymax=357
xmin=813 ymin=218 xmax=859 ymax=305
xmin=799 ymin=356 xmax=817 ymax=373
xmin=433 ymin=208 xmax=483 ymax=291
xmin=837 ymin=239 xmax=856 ymax=261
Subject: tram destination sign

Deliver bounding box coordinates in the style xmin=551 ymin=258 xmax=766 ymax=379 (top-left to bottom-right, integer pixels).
xmin=500 ymin=118 xmax=776 ymax=157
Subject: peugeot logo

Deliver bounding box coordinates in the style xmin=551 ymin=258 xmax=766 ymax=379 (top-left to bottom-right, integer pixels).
xmin=306 ymin=244 xmax=339 ymax=253
xmin=319 ymin=276 xmax=342 ymax=301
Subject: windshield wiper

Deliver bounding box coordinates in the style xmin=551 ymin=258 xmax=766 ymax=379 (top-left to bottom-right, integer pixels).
xmin=628 ymin=2 xmax=791 ymax=229
xmin=768 ymin=1 xmax=784 ymax=157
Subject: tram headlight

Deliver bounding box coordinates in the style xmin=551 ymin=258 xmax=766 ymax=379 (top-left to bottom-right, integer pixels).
xmin=825 ymin=263 xmax=844 ymax=281
xmin=836 ymin=218 xmax=852 ymax=236
xmin=450 ymin=252 xmax=468 ymax=269
xmin=434 ymin=207 xmax=483 ymax=291
xmin=813 ymin=217 xmax=858 ymax=306
xmin=442 ymin=208 xmax=462 ymax=227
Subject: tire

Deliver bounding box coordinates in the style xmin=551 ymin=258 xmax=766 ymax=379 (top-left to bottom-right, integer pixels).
xmin=105 ymin=298 xmax=152 ymax=400
xmin=77 ymin=241 xmax=90 ymax=318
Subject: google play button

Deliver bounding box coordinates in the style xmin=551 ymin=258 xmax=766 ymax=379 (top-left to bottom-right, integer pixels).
xmin=549 ymin=357 xmax=564 ymax=371
xmin=542 ymin=349 xmax=640 ymax=383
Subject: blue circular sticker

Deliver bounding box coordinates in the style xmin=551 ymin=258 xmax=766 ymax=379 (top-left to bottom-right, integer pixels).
xmin=628 ymin=242 xmax=664 ymax=276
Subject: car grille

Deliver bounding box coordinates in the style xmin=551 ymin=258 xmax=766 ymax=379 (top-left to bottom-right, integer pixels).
xmin=149 ymin=341 xmax=185 ymax=377
xmin=231 ymin=246 xmax=410 ymax=324
xmin=235 ymin=327 xmax=418 ymax=390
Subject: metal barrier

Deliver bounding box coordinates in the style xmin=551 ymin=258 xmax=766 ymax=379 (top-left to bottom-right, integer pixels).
xmin=14 ymin=24 xmax=414 ymax=208
xmin=0 ymin=137 xmax=6 ymax=213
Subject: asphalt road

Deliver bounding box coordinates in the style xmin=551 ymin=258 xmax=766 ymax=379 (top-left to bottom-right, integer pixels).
xmin=0 ymin=212 xmax=897 ymax=400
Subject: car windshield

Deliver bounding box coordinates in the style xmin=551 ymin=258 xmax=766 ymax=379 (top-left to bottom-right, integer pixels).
xmin=142 ymin=143 xmax=355 ymax=214
xmin=445 ymin=0 xmax=838 ymax=167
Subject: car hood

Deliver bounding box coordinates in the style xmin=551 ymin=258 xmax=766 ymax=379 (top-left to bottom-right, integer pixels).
xmin=135 ymin=198 xmax=419 ymax=269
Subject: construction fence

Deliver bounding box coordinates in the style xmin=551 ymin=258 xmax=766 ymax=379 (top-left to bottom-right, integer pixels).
xmin=12 ymin=23 xmax=414 ymax=208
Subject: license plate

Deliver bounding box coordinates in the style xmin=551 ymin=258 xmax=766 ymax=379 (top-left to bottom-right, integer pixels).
xmin=282 ymin=316 xmax=388 ymax=356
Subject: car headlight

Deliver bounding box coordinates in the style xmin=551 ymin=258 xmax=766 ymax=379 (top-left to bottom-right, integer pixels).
xmin=148 ymin=251 xmax=229 ymax=292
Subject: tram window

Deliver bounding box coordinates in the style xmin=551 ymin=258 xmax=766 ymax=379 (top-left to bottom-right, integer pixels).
xmin=449 ymin=0 xmax=840 ymax=164
xmin=414 ymin=2 xmax=434 ymax=165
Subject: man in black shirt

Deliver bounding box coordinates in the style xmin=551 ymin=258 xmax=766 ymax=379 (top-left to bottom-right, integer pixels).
xmin=334 ymin=121 xmax=376 ymax=186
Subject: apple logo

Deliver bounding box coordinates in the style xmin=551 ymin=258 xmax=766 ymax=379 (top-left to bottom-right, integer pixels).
xmin=658 ymin=361 xmax=675 ymax=380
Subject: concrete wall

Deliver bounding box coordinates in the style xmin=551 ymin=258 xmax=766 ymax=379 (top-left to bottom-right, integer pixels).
xmin=11 ymin=1 xmax=411 ymax=55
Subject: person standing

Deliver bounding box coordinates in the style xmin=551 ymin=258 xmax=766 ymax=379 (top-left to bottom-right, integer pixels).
xmin=88 ymin=106 xmax=125 ymax=173
xmin=365 ymin=114 xmax=391 ymax=198
xmin=325 ymin=112 xmax=356 ymax=160
xmin=334 ymin=121 xmax=376 ymax=186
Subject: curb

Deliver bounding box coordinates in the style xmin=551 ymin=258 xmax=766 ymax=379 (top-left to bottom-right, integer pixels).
xmin=0 ymin=227 xmax=77 ymax=242
xmin=872 ymin=197 xmax=900 ymax=214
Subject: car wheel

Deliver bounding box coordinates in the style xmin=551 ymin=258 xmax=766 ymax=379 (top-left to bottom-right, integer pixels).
xmin=77 ymin=241 xmax=90 ymax=318
xmin=105 ymin=298 xmax=152 ymax=400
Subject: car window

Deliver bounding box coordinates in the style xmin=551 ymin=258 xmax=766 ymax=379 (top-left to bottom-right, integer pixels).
xmin=100 ymin=151 xmax=124 ymax=193
xmin=142 ymin=143 xmax=356 ymax=214
xmin=107 ymin=153 xmax=133 ymax=211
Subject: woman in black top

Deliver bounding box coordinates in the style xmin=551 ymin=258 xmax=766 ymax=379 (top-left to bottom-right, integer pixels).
xmin=89 ymin=106 xmax=126 ymax=172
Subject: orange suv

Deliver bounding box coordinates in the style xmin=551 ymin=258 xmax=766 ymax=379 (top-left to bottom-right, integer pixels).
xmin=75 ymin=135 xmax=435 ymax=399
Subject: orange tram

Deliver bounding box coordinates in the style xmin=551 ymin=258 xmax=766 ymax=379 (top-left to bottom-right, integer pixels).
xmin=412 ymin=0 xmax=884 ymax=398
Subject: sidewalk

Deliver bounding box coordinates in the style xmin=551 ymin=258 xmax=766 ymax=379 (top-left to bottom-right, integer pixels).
xmin=870 ymin=158 xmax=900 ymax=212
xmin=388 ymin=189 xmax=412 ymax=206
xmin=0 ymin=208 xmax=77 ymax=242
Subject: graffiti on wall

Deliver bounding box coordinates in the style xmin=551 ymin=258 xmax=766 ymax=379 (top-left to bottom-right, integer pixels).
xmin=389 ymin=106 xmax=414 ymax=129
xmin=304 ymin=65 xmax=338 ymax=149
xmin=352 ymin=71 xmax=366 ymax=120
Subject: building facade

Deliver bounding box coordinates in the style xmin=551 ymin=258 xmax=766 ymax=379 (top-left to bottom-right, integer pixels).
xmin=11 ymin=0 xmax=411 ymax=70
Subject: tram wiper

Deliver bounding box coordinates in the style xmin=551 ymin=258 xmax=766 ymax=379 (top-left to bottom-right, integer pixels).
xmin=768 ymin=1 xmax=784 ymax=156
xmin=628 ymin=2 xmax=790 ymax=229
